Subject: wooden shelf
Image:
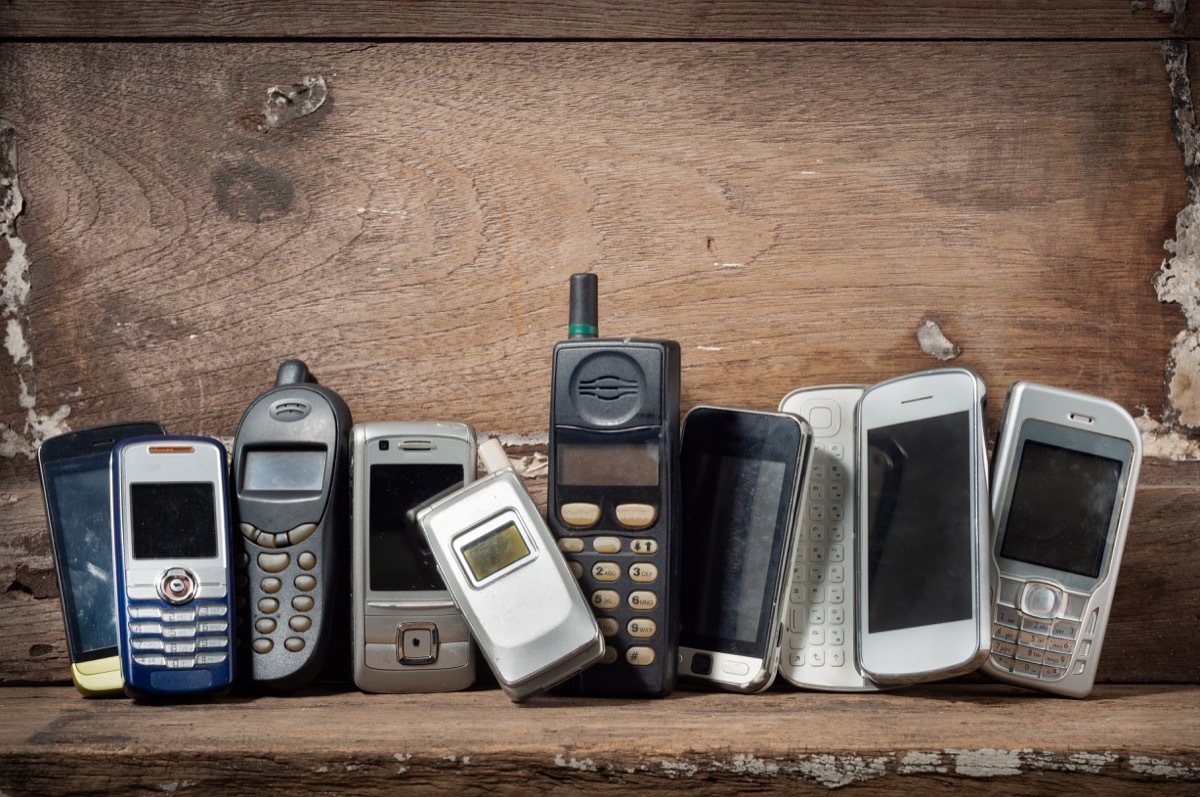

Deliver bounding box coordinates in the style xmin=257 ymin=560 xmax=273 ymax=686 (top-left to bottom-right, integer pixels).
xmin=1 ymin=684 xmax=1197 ymax=794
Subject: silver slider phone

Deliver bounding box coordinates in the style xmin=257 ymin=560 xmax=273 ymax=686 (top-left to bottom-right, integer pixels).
xmin=417 ymin=438 xmax=604 ymax=702
xmin=982 ymin=382 xmax=1142 ymax=697
xmin=351 ymin=422 xmax=478 ymax=694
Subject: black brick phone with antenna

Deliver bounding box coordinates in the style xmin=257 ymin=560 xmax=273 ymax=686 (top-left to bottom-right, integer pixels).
xmin=548 ymin=273 xmax=682 ymax=697
xmin=231 ymin=360 xmax=352 ymax=690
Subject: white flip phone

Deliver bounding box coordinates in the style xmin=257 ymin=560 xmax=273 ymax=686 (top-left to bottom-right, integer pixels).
xmin=982 ymin=382 xmax=1142 ymax=697
xmin=417 ymin=438 xmax=604 ymax=702
xmin=855 ymin=368 xmax=991 ymax=685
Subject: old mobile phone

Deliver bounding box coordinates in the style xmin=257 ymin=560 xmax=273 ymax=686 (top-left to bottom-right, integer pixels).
xmin=231 ymin=360 xmax=352 ymax=690
xmin=982 ymin=382 xmax=1142 ymax=697
xmin=418 ymin=438 xmax=603 ymax=702
xmin=38 ymin=422 xmax=166 ymax=697
xmin=678 ymin=406 xmax=812 ymax=693
xmin=548 ymin=273 xmax=681 ymax=697
xmin=777 ymin=386 xmax=883 ymax=692
xmin=112 ymin=436 xmax=235 ymax=698
xmin=856 ymin=368 xmax=991 ymax=685
xmin=351 ymin=422 xmax=477 ymax=693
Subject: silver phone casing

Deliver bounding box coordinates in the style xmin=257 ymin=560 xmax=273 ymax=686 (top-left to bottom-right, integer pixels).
xmin=981 ymin=382 xmax=1142 ymax=698
xmin=351 ymin=422 xmax=478 ymax=694
xmin=418 ymin=469 xmax=604 ymax=702
xmin=855 ymin=367 xmax=992 ymax=685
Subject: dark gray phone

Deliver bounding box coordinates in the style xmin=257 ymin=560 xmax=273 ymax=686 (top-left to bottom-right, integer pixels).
xmin=231 ymin=360 xmax=352 ymax=690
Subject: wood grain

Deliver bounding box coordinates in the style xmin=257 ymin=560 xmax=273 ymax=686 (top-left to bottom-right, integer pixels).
xmin=0 ymin=0 xmax=1192 ymax=40
xmin=0 ymin=684 xmax=1197 ymax=795
xmin=0 ymin=41 xmax=1194 ymax=685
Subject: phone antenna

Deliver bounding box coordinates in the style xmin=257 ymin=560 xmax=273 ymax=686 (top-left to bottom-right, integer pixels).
xmin=275 ymin=359 xmax=313 ymax=386
xmin=568 ymin=273 xmax=599 ymax=339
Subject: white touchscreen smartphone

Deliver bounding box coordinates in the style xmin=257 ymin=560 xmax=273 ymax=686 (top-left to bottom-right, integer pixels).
xmin=856 ymin=368 xmax=991 ymax=684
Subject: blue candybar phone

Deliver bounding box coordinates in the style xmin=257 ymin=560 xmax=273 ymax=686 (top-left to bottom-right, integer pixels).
xmin=112 ymin=436 xmax=235 ymax=698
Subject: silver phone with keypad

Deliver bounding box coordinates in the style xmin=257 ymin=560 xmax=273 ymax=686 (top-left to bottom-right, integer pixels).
xmin=982 ymin=382 xmax=1141 ymax=697
xmin=778 ymin=386 xmax=883 ymax=691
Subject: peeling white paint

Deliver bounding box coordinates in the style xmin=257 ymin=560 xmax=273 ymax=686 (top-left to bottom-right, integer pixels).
xmin=717 ymin=753 xmax=780 ymax=777
xmin=713 ymin=262 xmax=744 ymax=269
xmin=796 ymin=754 xmax=888 ymax=789
xmin=916 ymin=318 xmax=962 ymax=361
xmin=659 ymin=760 xmax=698 ymax=779
xmin=1129 ymin=755 xmax=1200 ymax=778
xmin=950 ymin=748 xmax=1023 ymax=778
xmin=159 ymin=782 xmax=195 ymax=793
xmin=1137 ymin=412 xmax=1200 ymax=460
xmin=554 ymin=753 xmax=597 ymax=772
xmin=696 ymin=345 xmax=724 ymax=351
xmin=898 ymin=751 xmax=947 ymax=774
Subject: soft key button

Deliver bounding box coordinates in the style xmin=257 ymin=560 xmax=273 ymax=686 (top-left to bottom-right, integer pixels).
xmin=615 ymin=503 xmax=657 ymax=529
xmin=258 ymin=552 xmax=291 ymax=574
xmin=593 ymin=536 xmax=622 ymax=554
xmin=592 ymin=562 xmax=621 ymax=582
xmin=557 ymin=538 xmax=585 ymax=553
xmin=561 ymin=502 xmax=602 ymax=528
xmin=288 ymin=523 xmax=318 ymax=545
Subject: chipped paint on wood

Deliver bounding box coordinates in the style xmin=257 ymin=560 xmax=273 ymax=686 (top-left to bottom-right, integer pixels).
xmin=916 ymin=317 xmax=962 ymax=361
xmin=1150 ymin=41 xmax=1200 ymax=456
xmin=260 ymin=76 xmax=328 ymax=131
xmin=1 ymin=121 xmax=72 ymax=458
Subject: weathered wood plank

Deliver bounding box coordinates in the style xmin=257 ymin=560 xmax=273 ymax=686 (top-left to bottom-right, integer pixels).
xmin=0 ymin=0 xmax=1191 ymax=40
xmin=0 ymin=42 xmax=1193 ymax=685
xmin=0 ymin=684 xmax=1197 ymax=795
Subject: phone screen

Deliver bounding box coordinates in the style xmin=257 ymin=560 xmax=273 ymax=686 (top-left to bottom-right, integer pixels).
xmin=1000 ymin=440 xmax=1122 ymax=578
xmin=369 ymin=463 xmax=464 ymax=591
xmin=45 ymin=455 xmax=117 ymax=655
xmin=242 ymin=449 xmax=326 ymax=492
xmin=679 ymin=411 xmax=800 ymax=657
xmin=865 ymin=411 xmax=972 ymax=634
xmin=130 ymin=483 xmax=218 ymax=560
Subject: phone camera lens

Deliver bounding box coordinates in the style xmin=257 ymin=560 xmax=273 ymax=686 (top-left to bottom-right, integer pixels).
xmin=379 ymin=440 xmax=390 ymax=451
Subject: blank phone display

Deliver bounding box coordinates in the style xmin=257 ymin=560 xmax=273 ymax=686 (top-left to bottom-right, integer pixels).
xmin=865 ymin=411 xmax=971 ymax=634
xmin=1000 ymin=441 xmax=1122 ymax=579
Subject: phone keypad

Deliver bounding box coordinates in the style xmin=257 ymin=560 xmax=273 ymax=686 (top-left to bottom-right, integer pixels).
xmin=989 ymin=577 xmax=1094 ymax=682
xmin=235 ymin=530 xmax=322 ymax=662
xmin=129 ymin=599 xmax=230 ymax=671
xmin=787 ymin=442 xmax=851 ymax=673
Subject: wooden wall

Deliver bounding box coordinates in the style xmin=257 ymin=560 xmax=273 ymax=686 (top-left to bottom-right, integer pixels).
xmin=1 ymin=2 xmax=1197 ymax=688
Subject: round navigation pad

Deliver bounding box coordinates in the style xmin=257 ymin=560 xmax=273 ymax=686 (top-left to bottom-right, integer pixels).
xmin=157 ymin=567 xmax=198 ymax=605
